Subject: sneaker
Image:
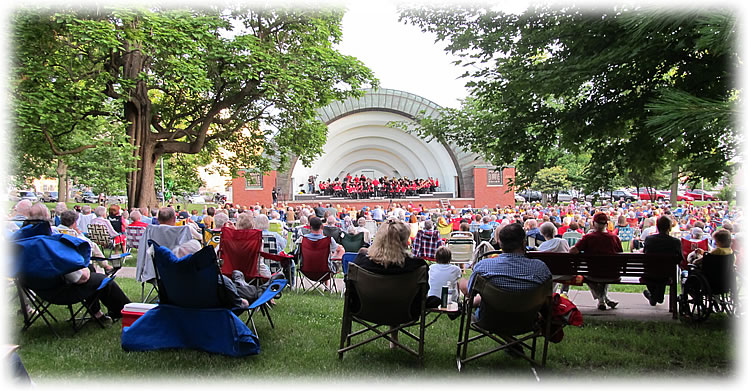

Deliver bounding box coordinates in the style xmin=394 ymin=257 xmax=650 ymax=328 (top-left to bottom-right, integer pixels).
xmin=597 ymin=302 xmax=607 ymax=311
xmin=94 ymin=315 xmax=113 ymax=327
xmin=606 ymin=300 xmax=618 ymax=309
xmin=643 ymin=290 xmax=657 ymax=306
xmin=268 ymin=271 xmax=285 ymax=283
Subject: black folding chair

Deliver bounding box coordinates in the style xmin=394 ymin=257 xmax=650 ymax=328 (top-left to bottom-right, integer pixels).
xmin=338 ymin=264 xmax=428 ymax=363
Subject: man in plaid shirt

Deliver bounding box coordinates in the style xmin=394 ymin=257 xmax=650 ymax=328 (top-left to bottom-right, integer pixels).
xmin=459 ymin=223 xmax=551 ymax=311
xmin=412 ymin=220 xmax=443 ymax=259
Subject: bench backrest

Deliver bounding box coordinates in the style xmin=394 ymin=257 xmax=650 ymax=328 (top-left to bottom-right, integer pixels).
xmin=526 ymin=251 xmax=680 ymax=280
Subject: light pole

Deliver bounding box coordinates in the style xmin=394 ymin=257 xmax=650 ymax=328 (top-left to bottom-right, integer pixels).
xmin=160 ymin=156 xmax=165 ymax=204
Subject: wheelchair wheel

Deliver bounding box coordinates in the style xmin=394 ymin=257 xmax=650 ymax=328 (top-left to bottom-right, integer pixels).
xmin=680 ymin=273 xmax=712 ymax=322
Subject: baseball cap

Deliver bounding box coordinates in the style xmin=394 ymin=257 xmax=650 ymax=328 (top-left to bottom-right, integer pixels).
xmin=593 ymin=212 xmax=609 ymax=224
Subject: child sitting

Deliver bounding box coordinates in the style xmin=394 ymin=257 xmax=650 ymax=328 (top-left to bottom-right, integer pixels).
xmin=425 ymin=246 xmax=462 ymax=311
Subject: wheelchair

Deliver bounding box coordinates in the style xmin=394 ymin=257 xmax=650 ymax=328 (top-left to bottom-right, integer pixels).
xmin=678 ymin=254 xmax=740 ymax=322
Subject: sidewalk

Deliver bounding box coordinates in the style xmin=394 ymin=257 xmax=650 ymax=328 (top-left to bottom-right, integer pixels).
xmin=115 ymin=266 xmax=679 ymax=322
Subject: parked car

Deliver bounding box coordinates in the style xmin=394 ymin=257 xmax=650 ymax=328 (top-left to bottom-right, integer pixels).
xmin=517 ymin=190 xmax=542 ymax=202
xmin=186 ymin=194 xmax=206 ymax=204
xmin=514 ymin=194 xmax=526 ymax=203
xmin=107 ymin=195 xmax=127 ymax=204
xmin=661 ymin=191 xmax=694 ymax=202
xmin=18 ymin=190 xmax=39 ymax=203
xmin=76 ymin=191 xmax=98 ymax=203
xmin=634 ymin=189 xmax=668 ymax=201
xmin=610 ymin=189 xmax=639 ymax=202
xmin=41 ymin=191 xmax=58 ymax=202
xmin=684 ymin=189 xmax=718 ymax=201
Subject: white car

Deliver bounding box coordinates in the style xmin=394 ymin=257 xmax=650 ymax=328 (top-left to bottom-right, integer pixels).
xmin=514 ymin=194 xmax=525 ymax=203
xmin=186 ymin=194 xmax=206 ymax=204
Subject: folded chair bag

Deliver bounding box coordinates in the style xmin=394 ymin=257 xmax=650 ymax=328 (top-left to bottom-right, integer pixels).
xmin=121 ymin=241 xmax=260 ymax=357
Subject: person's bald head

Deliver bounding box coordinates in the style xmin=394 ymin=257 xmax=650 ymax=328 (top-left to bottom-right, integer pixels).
xmin=158 ymin=207 xmax=177 ymax=225
xmin=14 ymin=200 xmax=32 ymax=217
xmin=29 ymin=203 xmax=51 ymax=221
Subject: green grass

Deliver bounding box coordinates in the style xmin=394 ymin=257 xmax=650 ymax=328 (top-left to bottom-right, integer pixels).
xmin=10 ymin=276 xmax=735 ymax=382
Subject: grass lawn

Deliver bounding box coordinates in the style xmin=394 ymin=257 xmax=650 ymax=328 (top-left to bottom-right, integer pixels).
xmin=10 ymin=276 xmax=737 ymax=382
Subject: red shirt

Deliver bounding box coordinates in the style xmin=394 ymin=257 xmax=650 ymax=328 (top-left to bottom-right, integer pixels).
xmin=573 ymin=231 xmax=623 ymax=254
xmin=130 ymin=220 xmax=148 ymax=228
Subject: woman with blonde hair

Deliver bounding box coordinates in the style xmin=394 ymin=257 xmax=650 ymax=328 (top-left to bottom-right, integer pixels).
xmin=353 ymin=218 xmax=426 ymax=273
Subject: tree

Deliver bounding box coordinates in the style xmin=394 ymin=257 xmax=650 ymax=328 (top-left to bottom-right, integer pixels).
xmin=533 ymin=166 xmax=571 ymax=203
xmin=14 ymin=6 xmax=377 ymax=207
xmin=12 ymin=10 xmax=134 ymax=202
xmin=400 ymin=4 xmax=740 ymax=197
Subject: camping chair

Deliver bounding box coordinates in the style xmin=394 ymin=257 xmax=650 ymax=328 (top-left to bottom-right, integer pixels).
xmin=135 ymin=224 xmax=193 ymax=302
xmin=13 ymin=221 xmax=115 ymax=337
xmin=88 ymin=223 xmax=122 ymax=255
xmin=323 ymin=225 xmax=343 ymax=244
xmin=269 ymin=221 xmax=283 ymax=235
xmin=338 ymin=263 xmax=429 ymax=363
xmin=340 ymin=231 xmax=366 ymax=253
xmin=125 ymin=226 xmax=146 ymax=251
xmin=121 ymin=241 xmax=260 ymax=357
xmin=681 ymin=238 xmax=709 ymax=267
xmin=562 ymin=231 xmax=583 ymax=247
xmin=457 ymin=276 xmax=553 ymax=371
xmin=218 ymin=227 xmax=265 ymax=285
xmin=297 ymin=236 xmax=337 ymax=294
xmin=203 ymin=228 xmax=221 ymax=249
xmin=245 ymin=278 xmax=288 ymax=336
xmin=364 ymin=220 xmax=378 ymax=239
xmin=617 ymin=227 xmax=635 ymax=252
xmin=448 ymin=232 xmax=475 ymax=268
xmin=478 ymin=228 xmax=493 ymax=243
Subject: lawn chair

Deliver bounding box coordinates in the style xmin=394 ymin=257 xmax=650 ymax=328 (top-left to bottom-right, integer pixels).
xmin=135 ymin=225 xmax=193 ymax=302
xmin=297 ymin=236 xmax=337 ymax=294
xmin=13 ymin=221 xmax=116 ymax=337
xmin=364 ymin=220 xmax=378 ymax=239
xmin=457 ymin=276 xmax=553 ymax=371
xmin=245 ymin=278 xmax=288 ymax=336
xmin=681 ymin=238 xmax=709 ymax=267
xmin=340 ymin=231 xmax=366 ymax=253
xmin=618 ymin=227 xmax=635 ymax=252
xmin=88 ymin=223 xmax=122 ymax=255
xmin=125 ymin=226 xmax=146 ymax=251
xmin=218 ymin=227 xmax=265 ymax=285
xmin=203 ymin=228 xmax=221 ymax=249
xmin=338 ymin=263 xmax=429 ymax=363
xmin=478 ymin=228 xmax=493 ymax=243
xmin=447 ymin=232 xmax=475 ymax=268
xmin=562 ymin=231 xmax=583 ymax=247
xmin=121 ymin=242 xmax=260 ymax=357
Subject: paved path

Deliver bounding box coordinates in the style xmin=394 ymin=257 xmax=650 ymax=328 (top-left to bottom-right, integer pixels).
xmin=115 ymin=266 xmax=679 ymax=322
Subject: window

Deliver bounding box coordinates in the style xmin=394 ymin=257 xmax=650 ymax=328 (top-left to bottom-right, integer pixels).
xmin=244 ymin=172 xmax=263 ymax=189
xmin=487 ymin=169 xmax=504 ymax=186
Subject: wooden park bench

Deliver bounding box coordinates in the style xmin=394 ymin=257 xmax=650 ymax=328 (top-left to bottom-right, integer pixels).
xmin=526 ymin=251 xmax=682 ymax=319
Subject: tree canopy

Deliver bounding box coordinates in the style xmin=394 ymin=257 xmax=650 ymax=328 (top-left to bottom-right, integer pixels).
xmin=399 ymin=4 xmax=740 ymax=196
xmin=13 ymin=5 xmax=377 ymax=206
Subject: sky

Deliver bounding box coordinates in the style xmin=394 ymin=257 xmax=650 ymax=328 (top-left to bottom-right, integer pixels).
xmin=336 ymin=0 xmax=527 ymax=109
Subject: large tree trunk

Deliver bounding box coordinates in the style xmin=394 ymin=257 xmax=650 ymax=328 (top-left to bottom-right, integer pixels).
xmin=670 ymin=164 xmax=679 ymax=206
xmin=121 ymin=47 xmax=160 ymax=209
xmin=56 ymin=159 xmax=68 ymax=203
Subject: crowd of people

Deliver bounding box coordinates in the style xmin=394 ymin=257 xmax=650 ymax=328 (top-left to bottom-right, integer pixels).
xmin=8 ymin=194 xmax=742 ymax=335
xmin=307 ymin=174 xmax=439 ymax=199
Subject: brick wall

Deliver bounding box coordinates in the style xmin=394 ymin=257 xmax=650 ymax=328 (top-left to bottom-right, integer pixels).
xmin=231 ymin=170 xmax=277 ymax=207
xmin=472 ymin=166 xmax=516 ymax=209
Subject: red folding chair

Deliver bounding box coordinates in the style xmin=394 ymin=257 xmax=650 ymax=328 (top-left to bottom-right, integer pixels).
xmin=681 ymin=238 xmax=709 ymax=268
xmin=219 ymin=227 xmax=265 ymax=285
xmin=298 ymin=236 xmax=337 ymax=294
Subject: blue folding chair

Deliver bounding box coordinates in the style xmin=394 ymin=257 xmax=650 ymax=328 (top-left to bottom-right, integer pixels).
xmin=246 ymin=279 xmax=287 ymax=336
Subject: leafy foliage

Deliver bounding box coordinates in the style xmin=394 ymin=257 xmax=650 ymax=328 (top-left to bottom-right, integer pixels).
xmin=399 ymin=4 xmax=740 ymax=192
xmin=13 ymin=5 xmax=377 ymax=206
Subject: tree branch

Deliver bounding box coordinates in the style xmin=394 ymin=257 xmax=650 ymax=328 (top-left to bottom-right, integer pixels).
xmin=41 ymin=127 xmax=101 ymax=156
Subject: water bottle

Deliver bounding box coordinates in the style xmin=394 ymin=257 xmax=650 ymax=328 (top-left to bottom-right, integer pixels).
xmin=441 ymin=285 xmax=449 ymax=308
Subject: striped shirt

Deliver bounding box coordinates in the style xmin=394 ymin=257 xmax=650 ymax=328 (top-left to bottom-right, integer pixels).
xmin=468 ymin=252 xmax=551 ymax=292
